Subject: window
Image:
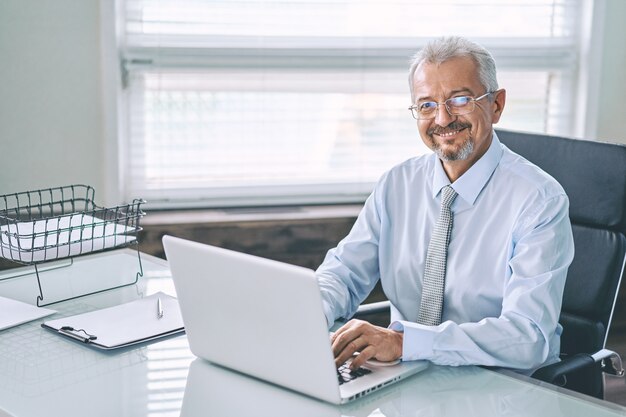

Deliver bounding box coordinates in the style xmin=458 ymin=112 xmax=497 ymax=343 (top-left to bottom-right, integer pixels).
xmin=119 ymin=0 xmax=585 ymax=208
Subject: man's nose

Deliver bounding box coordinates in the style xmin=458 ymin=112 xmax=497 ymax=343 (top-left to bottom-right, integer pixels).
xmin=434 ymin=103 xmax=455 ymax=126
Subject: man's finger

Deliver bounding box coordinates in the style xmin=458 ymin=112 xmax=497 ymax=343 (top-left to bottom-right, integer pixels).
xmin=333 ymin=337 xmax=367 ymax=367
xmin=330 ymin=318 xmax=362 ymax=343
xmin=350 ymin=345 xmax=376 ymax=370
xmin=331 ymin=322 xmax=364 ymax=355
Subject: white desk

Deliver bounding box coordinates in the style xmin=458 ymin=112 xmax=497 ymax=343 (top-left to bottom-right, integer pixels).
xmin=0 ymin=250 xmax=624 ymax=417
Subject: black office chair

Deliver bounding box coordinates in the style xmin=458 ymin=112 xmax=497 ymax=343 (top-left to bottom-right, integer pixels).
xmin=353 ymin=129 xmax=626 ymax=398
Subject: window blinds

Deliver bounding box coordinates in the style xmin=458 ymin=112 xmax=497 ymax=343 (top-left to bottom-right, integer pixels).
xmin=119 ymin=0 xmax=583 ymax=207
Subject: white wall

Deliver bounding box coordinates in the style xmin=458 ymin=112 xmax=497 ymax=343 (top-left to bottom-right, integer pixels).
xmin=0 ymin=0 xmax=105 ymax=198
xmin=0 ymin=0 xmax=625 ymax=206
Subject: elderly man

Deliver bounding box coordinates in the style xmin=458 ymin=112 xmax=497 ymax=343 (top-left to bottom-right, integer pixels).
xmin=316 ymin=36 xmax=574 ymax=374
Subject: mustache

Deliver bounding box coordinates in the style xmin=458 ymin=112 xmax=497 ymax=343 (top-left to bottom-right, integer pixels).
xmin=428 ymin=121 xmax=472 ymax=136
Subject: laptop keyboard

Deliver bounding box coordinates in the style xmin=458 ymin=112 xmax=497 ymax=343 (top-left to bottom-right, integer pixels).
xmin=337 ymin=362 xmax=372 ymax=385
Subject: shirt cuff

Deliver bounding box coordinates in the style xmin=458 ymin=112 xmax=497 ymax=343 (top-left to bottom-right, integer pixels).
xmin=390 ymin=320 xmax=437 ymax=361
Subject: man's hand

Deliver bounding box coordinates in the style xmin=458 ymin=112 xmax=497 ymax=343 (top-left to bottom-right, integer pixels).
xmin=331 ymin=319 xmax=403 ymax=370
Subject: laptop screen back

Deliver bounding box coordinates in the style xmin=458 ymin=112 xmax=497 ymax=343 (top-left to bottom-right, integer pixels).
xmin=163 ymin=235 xmax=341 ymax=403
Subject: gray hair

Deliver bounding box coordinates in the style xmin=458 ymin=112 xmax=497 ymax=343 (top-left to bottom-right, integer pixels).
xmin=408 ymin=36 xmax=499 ymax=103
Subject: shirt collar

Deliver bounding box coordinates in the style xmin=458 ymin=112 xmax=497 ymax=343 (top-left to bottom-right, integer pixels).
xmin=432 ymin=131 xmax=503 ymax=206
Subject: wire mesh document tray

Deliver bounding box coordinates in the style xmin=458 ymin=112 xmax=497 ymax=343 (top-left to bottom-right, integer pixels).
xmin=0 ymin=185 xmax=146 ymax=306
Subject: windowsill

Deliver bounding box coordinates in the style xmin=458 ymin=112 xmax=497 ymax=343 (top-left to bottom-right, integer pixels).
xmin=141 ymin=204 xmax=363 ymax=226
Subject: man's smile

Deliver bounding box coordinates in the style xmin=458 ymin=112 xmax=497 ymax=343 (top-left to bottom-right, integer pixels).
xmin=434 ymin=127 xmax=467 ymax=139
xmin=428 ymin=122 xmax=472 ymax=140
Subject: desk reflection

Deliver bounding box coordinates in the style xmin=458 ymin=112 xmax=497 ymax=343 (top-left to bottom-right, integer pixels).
xmin=181 ymin=358 xmax=344 ymax=417
xmin=180 ymin=358 xmax=578 ymax=417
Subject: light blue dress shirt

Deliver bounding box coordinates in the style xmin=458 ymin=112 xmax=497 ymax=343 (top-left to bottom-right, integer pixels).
xmin=316 ymin=132 xmax=574 ymax=372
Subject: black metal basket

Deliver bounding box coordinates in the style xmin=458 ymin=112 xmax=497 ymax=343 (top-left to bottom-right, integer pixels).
xmin=0 ymin=185 xmax=146 ymax=306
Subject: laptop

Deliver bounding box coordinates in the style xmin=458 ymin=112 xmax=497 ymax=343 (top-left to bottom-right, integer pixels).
xmin=163 ymin=235 xmax=428 ymax=404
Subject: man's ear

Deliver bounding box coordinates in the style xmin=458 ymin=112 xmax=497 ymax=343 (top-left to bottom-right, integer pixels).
xmin=491 ymin=89 xmax=506 ymax=124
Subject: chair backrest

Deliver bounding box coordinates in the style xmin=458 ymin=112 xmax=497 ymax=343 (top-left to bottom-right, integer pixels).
xmin=497 ymin=129 xmax=626 ymax=357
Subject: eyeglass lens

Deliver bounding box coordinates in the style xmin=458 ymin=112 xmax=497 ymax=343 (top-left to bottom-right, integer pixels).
xmin=410 ymin=92 xmax=492 ymax=120
xmin=414 ymin=96 xmax=474 ymax=119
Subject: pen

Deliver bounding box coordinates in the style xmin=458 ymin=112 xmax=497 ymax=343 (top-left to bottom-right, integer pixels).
xmin=157 ymin=297 xmax=164 ymax=319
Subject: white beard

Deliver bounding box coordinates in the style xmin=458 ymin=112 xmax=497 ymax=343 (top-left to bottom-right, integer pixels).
xmin=435 ymin=137 xmax=474 ymax=161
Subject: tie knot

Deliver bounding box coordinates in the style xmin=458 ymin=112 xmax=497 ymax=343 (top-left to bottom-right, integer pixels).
xmin=441 ymin=186 xmax=457 ymax=209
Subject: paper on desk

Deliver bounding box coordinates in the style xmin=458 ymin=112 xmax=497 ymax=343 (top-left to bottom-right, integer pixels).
xmin=0 ymin=296 xmax=56 ymax=331
xmin=42 ymin=292 xmax=184 ymax=349
xmin=0 ymin=214 xmax=135 ymax=262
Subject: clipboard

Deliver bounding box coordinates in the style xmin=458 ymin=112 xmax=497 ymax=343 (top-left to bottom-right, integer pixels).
xmin=41 ymin=292 xmax=185 ymax=350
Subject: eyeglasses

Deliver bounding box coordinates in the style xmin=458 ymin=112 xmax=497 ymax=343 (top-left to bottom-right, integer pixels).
xmin=408 ymin=92 xmax=493 ymax=120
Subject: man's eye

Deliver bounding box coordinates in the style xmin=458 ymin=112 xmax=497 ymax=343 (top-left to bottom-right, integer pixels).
xmin=419 ymin=102 xmax=437 ymax=111
xmin=448 ymin=96 xmax=471 ymax=107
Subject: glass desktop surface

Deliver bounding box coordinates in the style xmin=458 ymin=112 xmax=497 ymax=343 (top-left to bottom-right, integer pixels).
xmin=0 ymin=250 xmax=624 ymax=417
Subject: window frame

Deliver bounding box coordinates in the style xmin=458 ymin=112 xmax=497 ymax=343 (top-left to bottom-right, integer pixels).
xmin=104 ymin=0 xmax=598 ymax=209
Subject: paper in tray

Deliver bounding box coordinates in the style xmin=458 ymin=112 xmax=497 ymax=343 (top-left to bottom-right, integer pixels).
xmin=0 ymin=214 xmax=136 ymax=263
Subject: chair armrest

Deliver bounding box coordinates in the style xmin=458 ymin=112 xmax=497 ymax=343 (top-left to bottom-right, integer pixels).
xmin=532 ymin=349 xmax=624 ymax=386
xmin=353 ymin=301 xmax=391 ymax=318
xmin=532 ymin=354 xmax=595 ymax=386
xmin=593 ymin=349 xmax=625 ymax=376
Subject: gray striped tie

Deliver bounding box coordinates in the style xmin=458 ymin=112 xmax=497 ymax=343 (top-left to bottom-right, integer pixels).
xmin=417 ymin=185 xmax=458 ymax=326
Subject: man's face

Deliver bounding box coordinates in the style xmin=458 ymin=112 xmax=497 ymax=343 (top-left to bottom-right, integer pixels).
xmin=410 ymin=56 xmax=505 ymax=171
